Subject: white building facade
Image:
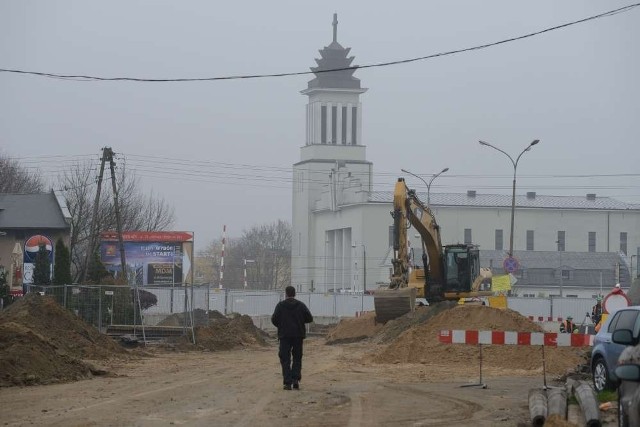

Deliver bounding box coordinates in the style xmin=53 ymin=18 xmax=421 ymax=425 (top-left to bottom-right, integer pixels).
xmin=292 ymin=17 xmax=640 ymax=294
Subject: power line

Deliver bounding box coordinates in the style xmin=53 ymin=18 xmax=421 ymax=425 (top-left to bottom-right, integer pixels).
xmin=1 ymin=3 xmax=638 ymax=83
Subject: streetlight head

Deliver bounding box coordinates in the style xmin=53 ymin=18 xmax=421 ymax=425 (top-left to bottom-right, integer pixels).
xmin=400 ymin=168 xmax=409 ymax=174
xmin=441 ymin=167 xmax=449 ymax=173
xmin=479 ymin=140 xmax=489 ymax=146
xmin=530 ymin=139 xmax=540 ymax=146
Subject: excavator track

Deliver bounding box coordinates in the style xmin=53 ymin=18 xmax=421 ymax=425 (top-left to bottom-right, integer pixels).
xmin=373 ymin=288 xmax=417 ymax=324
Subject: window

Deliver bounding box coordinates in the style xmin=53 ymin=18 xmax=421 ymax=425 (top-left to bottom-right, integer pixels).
xmin=526 ymin=230 xmax=534 ymax=251
xmin=388 ymin=226 xmax=394 ymax=247
xmin=295 ymin=171 xmax=304 ymax=193
xmin=341 ymin=107 xmax=347 ymax=144
xmin=495 ymin=229 xmax=503 ymax=250
xmin=620 ymin=232 xmax=628 ymax=255
xmin=331 ymin=106 xmax=337 ymax=144
xmin=464 ymin=228 xmax=472 ymax=244
xmin=351 ymin=106 xmax=357 ymax=145
xmin=588 ymin=232 xmax=596 ymax=252
xmin=557 ymin=231 xmax=565 ymax=251
xmin=561 ymin=270 xmax=570 ymax=280
xmin=607 ymin=309 xmax=640 ymax=334
xmin=321 ymin=106 xmax=327 ymax=144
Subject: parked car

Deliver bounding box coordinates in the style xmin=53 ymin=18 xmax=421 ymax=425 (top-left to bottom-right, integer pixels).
xmin=615 ymin=354 xmax=640 ymax=426
xmin=590 ymin=306 xmax=640 ymax=392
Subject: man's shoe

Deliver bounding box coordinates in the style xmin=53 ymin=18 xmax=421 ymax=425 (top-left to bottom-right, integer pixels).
xmin=283 ymin=384 xmax=292 ymax=390
xmin=292 ymin=381 xmax=300 ymax=390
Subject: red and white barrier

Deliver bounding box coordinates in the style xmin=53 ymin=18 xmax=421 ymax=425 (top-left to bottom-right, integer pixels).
xmin=528 ymin=316 xmax=564 ymax=322
xmin=439 ymin=329 xmax=594 ymax=347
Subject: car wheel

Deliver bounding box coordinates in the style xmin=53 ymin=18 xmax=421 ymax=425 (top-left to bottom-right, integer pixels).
xmin=592 ymin=357 xmax=612 ymax=392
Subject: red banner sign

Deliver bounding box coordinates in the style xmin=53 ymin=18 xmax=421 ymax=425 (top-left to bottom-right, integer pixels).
xmin=100 ymin=231 xmax=193 ymax=242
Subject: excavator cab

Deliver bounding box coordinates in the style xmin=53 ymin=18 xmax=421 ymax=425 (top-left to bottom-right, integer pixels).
xmin=443 ymin=245 xmax=479 ymax=293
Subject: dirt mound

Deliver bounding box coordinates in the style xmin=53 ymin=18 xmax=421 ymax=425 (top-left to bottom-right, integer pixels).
xmin=0 ymin=294 xmax=124 ymax=387
xmin=370 ymin=305 xmax=583 ymax=375
xmin=157 ymin=308 xmax=225 ymax=327
xmin=326 ymin=312 xmax=383 ymax=344
xmin=374 ymin=301 xmax=459 ymax=344
xmin=195 ymin=315 xmax=269 ymax=351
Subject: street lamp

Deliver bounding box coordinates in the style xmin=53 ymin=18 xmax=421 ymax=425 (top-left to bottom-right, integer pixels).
xmin=479 ymin=139 xmax=540 ymax=257
xmin=401 ymin=167 xmax=449 ymax=205
xmin=556 ymin=240 xmax=564 ymax=298
xmin=243 ymin=259 xmax=255 ymax=289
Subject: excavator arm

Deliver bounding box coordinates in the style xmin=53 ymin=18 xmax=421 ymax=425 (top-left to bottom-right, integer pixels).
xmin=374 ymin=177 xmax=493 ymax=323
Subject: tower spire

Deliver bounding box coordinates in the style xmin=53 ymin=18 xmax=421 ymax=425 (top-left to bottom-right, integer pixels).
xmin=332 ymin=13 xmax=338 ymax=43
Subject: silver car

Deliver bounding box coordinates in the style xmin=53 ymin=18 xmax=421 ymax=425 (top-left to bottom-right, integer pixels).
xmin=591 ymin=306 xmax=640 ymax=392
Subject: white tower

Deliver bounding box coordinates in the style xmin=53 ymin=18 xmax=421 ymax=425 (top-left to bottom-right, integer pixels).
xmin=292 ymin=14 xmax=370 ymax=292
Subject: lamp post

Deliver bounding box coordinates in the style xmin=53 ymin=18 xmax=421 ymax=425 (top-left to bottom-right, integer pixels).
xmin=243 ymin=259 xmax=255 ymax=289
xmin=556 ymin=240 xmax=564 ymax=298
xmin=479 ymin=139 xmax=540 ymax=257
xmin=401 ymin=167 xmax=449 ymax=205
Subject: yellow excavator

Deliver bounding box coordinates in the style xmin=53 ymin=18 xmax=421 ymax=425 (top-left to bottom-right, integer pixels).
xmin=373 ymin=178 xmax=493 ymax=323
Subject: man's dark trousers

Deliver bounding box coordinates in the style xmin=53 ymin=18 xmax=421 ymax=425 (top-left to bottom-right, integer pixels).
xmin=278 ymin=337 xmax=303 ymax=385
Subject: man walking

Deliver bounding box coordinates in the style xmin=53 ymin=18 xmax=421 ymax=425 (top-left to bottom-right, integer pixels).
xmin=271 ymin=286 xmax=313 ymax=390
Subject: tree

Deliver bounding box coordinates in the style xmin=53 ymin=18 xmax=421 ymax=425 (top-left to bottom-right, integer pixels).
xmin=0 ymin=270 xmax=14 ymax=309
xmin=197 ymin=237 xmax=243 ymax=288
xmin=53 ymin=238 xmax=72 ymax=286
xmin=86 ymin=251 xmax=113 ymax=284
xmin=32 ymin=244 xmax=51 ymax=287
xmin=58 ymin=159 xmax=175 ymax=282
xmin=0 ymin=152 xmax=44 ymax=193
xmin=230 ymin=220 xmax=292 ymax=290
xmin=198 ymin=221 xmax=291 ymax=290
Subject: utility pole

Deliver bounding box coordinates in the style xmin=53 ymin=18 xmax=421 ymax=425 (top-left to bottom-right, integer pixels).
xmin=107 ymin=148 xmax=128 ymax=281
xmin=81 ymin=148 xmax=108 ymax=283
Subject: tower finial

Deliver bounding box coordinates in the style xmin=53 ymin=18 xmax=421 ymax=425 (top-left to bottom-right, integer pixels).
xmin=332 ymin=13 xmax=338 ymax=43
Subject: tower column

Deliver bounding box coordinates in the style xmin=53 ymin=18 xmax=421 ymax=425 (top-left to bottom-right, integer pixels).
xmin=346 ymin=103 xmax=353 ymax=145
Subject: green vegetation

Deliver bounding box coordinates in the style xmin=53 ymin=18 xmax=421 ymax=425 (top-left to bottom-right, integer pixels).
xmin=597 ymin=389 xmax=618 ymax=402
xmin=33 ymin=244 xmax=51 ymax=287
xmin=53 ymin=238 xmax=72 ymax=286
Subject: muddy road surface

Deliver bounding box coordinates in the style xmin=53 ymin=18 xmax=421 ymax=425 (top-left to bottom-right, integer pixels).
xmin=1 ymin=338 xmax=558 ymax=426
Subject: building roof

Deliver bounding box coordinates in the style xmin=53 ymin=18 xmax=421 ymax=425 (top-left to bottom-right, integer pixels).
xmin=306 ymin=14 xmax=361 ymax=90
xmin=368 ymin=191 xmax=638 ymax=211
xmin=0 ymin=192 xmax=70 ymax=229
xmin=480 ymin=250 xmax=626 ymax=270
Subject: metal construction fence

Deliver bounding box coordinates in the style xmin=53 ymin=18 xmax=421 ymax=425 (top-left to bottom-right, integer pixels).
xmin=19 ymin=284 xmax=601 ymax=335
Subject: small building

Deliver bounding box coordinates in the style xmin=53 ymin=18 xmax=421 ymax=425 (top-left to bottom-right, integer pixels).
xmin=0 ymin=191 xmax=71 ymax=295
xmin=480 ymin=249 xmax=631 ymax=298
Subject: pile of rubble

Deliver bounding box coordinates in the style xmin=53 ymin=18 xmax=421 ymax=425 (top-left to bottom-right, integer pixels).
xmin=326 ymin=303 xmax=586 ymax=376
xmin=0 ymin=294 xmax=125 ymax=387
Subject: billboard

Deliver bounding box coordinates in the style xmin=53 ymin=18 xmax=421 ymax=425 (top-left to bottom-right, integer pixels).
xmin=100 ymin=231 xmax=194 ymax=286
xmin=22 ymin=234 xmax=54 ymax=285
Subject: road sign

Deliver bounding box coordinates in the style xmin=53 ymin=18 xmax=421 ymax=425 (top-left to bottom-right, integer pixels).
xmin=503 ymin=256 xmax=519 ymax=273
xmin=105 ymin=290 xmax=114 ymax=296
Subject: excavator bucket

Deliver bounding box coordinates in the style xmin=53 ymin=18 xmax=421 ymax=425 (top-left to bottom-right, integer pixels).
xmin=373 ymin=288 xmax=417 ymax=324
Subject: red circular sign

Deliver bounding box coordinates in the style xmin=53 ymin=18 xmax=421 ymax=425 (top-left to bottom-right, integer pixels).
xmin=503 ymin=256 xmax=519 ymax=273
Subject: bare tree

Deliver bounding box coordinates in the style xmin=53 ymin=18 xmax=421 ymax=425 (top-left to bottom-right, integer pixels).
xmin=0 ymin=152 xmax=45 ymax=193
xmin=238 ymin=220 xmax=291 ymax=290
xmin=196 ymin=237 xmax=243 ymax=288
xmin=58 ymin=160 xmax=175 ymax=281
xmin=196 ymin=221 xmax=291 ymax=290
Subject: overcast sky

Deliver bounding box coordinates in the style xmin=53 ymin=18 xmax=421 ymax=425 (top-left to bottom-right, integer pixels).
xmin=2 ymin=1 xmax=638 ymax=249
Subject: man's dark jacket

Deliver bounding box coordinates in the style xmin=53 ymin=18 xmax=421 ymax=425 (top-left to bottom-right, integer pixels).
xmin=271 ymin=298 xmax=313 ymax=339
